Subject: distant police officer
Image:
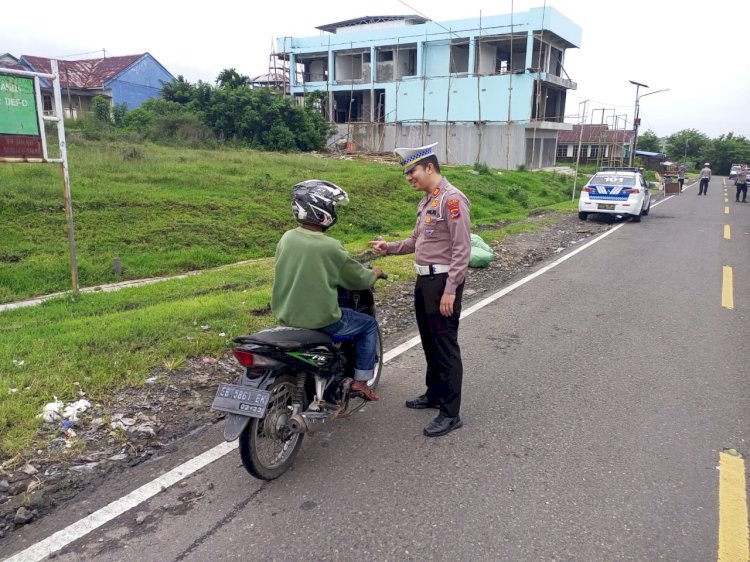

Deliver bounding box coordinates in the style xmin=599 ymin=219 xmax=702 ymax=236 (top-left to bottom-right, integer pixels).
xmin=369 ymin=143 xmax=471 ymax=437
xmin=698 ymin=163 xmax=711 ymax=195
xmin=735 ymin=164 xmax=747 ymax=203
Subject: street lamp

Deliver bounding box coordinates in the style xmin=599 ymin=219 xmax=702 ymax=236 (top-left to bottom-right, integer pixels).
xmin=628 ymin=80 xmax=670 ymax=166
xmin=628 ymin=80 xmax=648 ymax=166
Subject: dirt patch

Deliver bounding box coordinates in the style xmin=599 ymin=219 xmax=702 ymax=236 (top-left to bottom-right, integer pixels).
xmin=0 ymin=211 xmax=613 ymax=542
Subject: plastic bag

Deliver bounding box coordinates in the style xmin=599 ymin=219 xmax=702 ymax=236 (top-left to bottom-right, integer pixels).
xmin=469 ymin=233 xmax=495 ymax=268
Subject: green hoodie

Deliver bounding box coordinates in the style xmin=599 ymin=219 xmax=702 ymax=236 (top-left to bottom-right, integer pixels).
xmin=270 ymin=227 xmax=376 ymax=329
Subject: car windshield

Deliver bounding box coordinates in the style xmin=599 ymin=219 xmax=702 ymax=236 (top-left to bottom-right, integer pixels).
xmin=589 ymin=173 xmax=636 ymax=187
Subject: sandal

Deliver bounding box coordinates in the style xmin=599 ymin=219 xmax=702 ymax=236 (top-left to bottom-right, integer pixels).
xmin=349 ymin=381 xmax=379 ymax=401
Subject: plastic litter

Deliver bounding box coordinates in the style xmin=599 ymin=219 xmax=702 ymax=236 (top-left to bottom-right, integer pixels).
xmin=38 ymin=397 xmax=64 ymax=423
xmin=469 ymin=234 xmax=496 ymax=268
xmin=62 ymin=399 xmax=91 ymax=421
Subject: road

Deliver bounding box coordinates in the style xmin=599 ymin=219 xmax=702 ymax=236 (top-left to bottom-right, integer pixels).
xmin=4 ymin=177 xmax=749 ymax=561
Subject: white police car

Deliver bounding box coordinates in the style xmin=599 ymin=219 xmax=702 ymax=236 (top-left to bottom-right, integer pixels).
xmin=578 ymin=168 xmax=653 ymax=223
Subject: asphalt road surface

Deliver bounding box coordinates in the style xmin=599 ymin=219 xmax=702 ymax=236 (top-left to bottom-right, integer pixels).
xmin=4 ymin=176 xmax=749 ymax=561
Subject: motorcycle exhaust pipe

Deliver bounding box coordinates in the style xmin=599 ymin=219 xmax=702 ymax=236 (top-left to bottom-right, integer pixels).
xmin=288 ymin=411 xmax=330 ymax=434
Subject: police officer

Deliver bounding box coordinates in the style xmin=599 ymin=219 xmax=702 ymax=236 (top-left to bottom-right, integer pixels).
xmin=698 ymin=163 xmax=711 ymax=196
xmin=369 ymin=142 xmax=471 ymax=437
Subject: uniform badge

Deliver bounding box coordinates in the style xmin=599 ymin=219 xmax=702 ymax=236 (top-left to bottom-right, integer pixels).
xmin=447 ymin=198 xmax=461 ymax=219
xmin=425 ymin=215 xmax=432 ymax=223
xmin=426 ymin=229 xmax=434 ymax=237
xmin=431 ymin=199 xmax=439 ymax=208
xmin=432 ymin=187 xmax=441 ymax=197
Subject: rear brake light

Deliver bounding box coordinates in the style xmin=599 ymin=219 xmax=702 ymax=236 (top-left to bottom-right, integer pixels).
xmin=624 ymin=188 xmax=640 ymax=194
xmin=583 ymin=187 xmax=595 ymax=193
xmin=233 ymin=349 xmax=255 ymax=366
xmin=233 ymin=349 xmax=282 ymax=368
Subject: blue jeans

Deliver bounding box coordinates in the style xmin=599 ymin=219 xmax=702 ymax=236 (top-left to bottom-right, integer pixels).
xmin=320 ymin=308 xmax=378 ymax=381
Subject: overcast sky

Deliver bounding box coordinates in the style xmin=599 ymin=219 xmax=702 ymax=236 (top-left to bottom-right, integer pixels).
xmin=3 ymin=0 xmax=748 ymax=138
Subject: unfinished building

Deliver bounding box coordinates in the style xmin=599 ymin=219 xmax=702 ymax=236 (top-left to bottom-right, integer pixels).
xmin=274 ymin=8 xmax=581 ymax=169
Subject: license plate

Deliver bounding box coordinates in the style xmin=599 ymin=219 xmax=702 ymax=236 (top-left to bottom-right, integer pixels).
xmin=211 ymin=383 xmax=271 ymax=418
xmin=598 ymin=203 xmax=615 ymax=210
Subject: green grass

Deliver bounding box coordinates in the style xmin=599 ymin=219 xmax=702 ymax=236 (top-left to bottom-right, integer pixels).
xmin=0 ymin=139 xmax=585 ymax=458
xmin=0 ymin=140 xmax=580 ymax=303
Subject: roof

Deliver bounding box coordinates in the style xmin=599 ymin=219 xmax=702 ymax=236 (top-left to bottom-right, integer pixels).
xmin=0 ymin=53 xmax=25 ymax=72
xmin=316 ymin=15 xmax=429 ymax=34
xmin=19 ymin=54 xmax=144 ymax=89
xmin=558 ymin=124 xmax=634 ymax=144
xmin=635 ymin=150 xmax=666 ymax=159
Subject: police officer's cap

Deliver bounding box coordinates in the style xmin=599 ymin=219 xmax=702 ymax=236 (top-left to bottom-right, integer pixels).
xmin=394 ymin=142 xmax=438 ymax=173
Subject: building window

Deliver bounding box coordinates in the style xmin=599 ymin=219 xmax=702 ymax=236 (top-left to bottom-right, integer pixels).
xmin=557 ymin=144 xmax=568 ymax=158
xmin=590 ymin=145 xmax=600 ymax=158
xmin=43 ymin=95 xmax=53 ymax=113
xmin=450 ymin=41 xmax=469 ymax=74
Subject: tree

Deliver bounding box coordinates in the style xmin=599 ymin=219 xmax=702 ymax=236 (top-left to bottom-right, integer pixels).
xmin=215 ymin=68 xmax=249 ymax=89
xmin=91 ymin=96 xmax=111 ymax=122
xmin=702 ymin=133 xmax=750 ymax=175
xmin=636 ymin=130 xmax=661 ymax=153
xmin=664 ymin=129 xmax=709 ymax=167
xmin=160 ymin=75 xmax=194 ymax=104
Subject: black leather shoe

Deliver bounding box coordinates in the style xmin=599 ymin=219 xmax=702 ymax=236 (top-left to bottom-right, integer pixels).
xmin=405 ymin=394 xmax=440 ymax=409
xmin=423 ymin=414 xmax=462 ymax=437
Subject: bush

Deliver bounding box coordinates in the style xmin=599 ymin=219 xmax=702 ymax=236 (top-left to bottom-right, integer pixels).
xmin=507 ymin=184 xmax=530 ymax=207
xmin=473 ymin=162 xmax=491 ymax=175
xmin=91 ymin=96 xmax=111 ymax=123
xmin=149 ymin=114 xmax=216 ymax=148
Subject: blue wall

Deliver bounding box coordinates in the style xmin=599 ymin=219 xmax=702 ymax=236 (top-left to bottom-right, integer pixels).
xmin=280 ymin=7 xmax=580 ymax=125
xmin=107 ymin=54 xmax=173 ymax=110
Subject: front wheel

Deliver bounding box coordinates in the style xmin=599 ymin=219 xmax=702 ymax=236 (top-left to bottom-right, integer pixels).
xmin=578 ymin=212 xmax=588 ymax=221
xmin=239 ymin=374 xmax=304 ymax=480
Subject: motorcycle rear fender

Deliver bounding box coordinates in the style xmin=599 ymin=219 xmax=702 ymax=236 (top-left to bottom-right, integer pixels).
xmin=224 ymin=413 xmax=251 ymax=441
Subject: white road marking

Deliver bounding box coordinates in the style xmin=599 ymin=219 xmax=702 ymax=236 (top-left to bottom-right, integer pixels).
xmin=5 ymin=196 xmax=674 ymax=561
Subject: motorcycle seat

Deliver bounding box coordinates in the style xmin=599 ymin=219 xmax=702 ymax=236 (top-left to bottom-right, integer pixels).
xmin=234 ymin=327 xmax=332 ymax=349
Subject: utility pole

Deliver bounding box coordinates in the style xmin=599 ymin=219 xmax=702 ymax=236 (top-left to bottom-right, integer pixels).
xmin=628 ymin=80 xmax=648 ymax=167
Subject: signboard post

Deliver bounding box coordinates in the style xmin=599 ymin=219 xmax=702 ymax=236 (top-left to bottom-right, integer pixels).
xmin=0 ymin=61 xmax=79 ymax=292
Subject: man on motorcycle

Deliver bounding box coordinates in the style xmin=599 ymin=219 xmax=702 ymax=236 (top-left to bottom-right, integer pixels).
xmin=271 ymin=179 xmax=384 ymax=401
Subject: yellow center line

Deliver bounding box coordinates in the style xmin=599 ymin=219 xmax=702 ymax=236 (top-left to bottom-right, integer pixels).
xmin=725 ymin=198 xmax=729 ymax=203
xmin=719 ymin=450 xmax=749 ymax=562
xmin=725 ymin=206 xmax=730 ymax=214
xmin=722 ymin=266 xmax=734 ymax=309
xmin=725 ymin=225 xmax=731 ymax=240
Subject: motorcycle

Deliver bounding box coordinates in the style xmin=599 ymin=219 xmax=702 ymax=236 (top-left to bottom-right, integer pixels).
xmin=211 ymin=279 xmax=385 ymax=480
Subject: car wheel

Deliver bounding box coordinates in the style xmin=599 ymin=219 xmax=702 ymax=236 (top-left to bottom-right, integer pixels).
xmin=631 ymin=213 xmax=641 ymax=222
xmin=643 ymin=202 xmax=650 ymax=216
xmin=578 ymin=212 xmax=588 ymax=221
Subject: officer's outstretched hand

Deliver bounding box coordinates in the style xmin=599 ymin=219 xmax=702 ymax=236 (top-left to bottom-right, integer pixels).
xmin=373 ymin=267 xmax=385 ymax=279
xmin=440 ymin=293 xmax=456 ymax=317
xmin=368 ymin=240 xmax=388 ymax=256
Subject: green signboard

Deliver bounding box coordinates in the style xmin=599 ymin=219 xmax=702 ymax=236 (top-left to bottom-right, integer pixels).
xmin=0 ymin=73 xmax=43 ymax=158
xmin=0 ymin=74 xmax=40 ymax=135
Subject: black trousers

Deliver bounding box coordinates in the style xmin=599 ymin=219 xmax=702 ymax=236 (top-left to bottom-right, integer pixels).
xmin=414 ymin=273 xmax=464 ymax=417
xmin=736 ymin=183 xmax=747 ymax=201
xmin=699 ymin=178 xmax=709 ymax=195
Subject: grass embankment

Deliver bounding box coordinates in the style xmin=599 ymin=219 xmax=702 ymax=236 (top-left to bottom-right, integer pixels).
xmin=0 ymin=140 xmax=580 ymax=458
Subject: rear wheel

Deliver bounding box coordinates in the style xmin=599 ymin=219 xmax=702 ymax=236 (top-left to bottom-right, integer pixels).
xmin=239 ymin=374 xmax=304 ymax=480
xmin=631 ymin=212 xmax=641 ymax=222
xmin=578 ymin=212 xmax=588 ymax=221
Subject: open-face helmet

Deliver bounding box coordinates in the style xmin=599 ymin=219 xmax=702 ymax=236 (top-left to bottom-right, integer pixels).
xmin=292 ymin=179 xmax=349 ymax=230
